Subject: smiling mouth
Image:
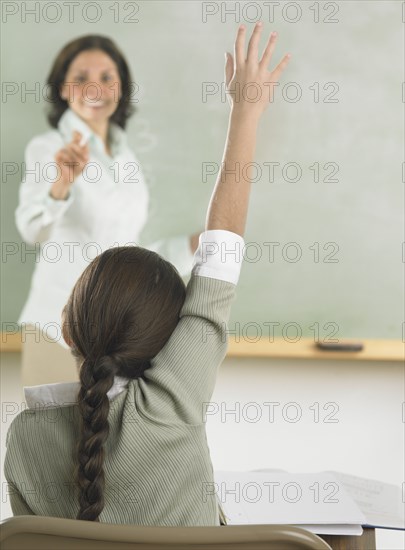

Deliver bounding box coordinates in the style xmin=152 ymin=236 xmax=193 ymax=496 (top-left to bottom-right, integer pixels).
xmin=83 ymin=101 xmax=106 ymax=108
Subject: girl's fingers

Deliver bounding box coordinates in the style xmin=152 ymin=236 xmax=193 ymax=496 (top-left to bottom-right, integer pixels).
xmin=225 ymin=52 xmax=234 ymax=87
xmin=246 ymin=22 xmax=263 ymax=64
xmin=270 ymin=53 xmax=292 ymax=82
xmin=234 ymin=24 xmax=246 ymax=68
xmin=260 ymin=31 xmax=278 ymax=70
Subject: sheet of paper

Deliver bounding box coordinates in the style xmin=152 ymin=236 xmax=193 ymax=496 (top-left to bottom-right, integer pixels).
xmin=213 ymin=471 xmax=366 ymax=531
xmin=325 ymin=471 xmax=405 ymax=530
xmin=295 ymin=524 xmax=363 ymax=536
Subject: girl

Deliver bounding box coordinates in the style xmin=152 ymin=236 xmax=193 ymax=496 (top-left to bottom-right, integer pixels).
xmin=5 ymin=24 xmax=291 ymax=525
xmin=15 ymin=35 xmax=200 ymax=387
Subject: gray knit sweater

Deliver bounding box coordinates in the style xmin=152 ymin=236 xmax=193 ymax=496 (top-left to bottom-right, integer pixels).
xmin=4 ymin=230 xmax=244 ymax=526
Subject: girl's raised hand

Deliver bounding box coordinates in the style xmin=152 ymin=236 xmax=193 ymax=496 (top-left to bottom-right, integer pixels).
xmin=224 ymin=22 xmax=291 ymax=119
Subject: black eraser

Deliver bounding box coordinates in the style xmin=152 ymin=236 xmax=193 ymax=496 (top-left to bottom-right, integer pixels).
xmin=316 ymin=342 xmax=364 ymax=352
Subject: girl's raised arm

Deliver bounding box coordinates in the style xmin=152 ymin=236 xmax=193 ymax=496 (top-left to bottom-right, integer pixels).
xmin=133 ymin=25 xmax=292 ymax=426
xmin=205 ymin=22 xmax=291 ymax=237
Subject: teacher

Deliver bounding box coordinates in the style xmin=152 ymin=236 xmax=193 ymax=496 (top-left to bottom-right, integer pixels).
xmin=15 ymin=35 xmax=199 ymax=387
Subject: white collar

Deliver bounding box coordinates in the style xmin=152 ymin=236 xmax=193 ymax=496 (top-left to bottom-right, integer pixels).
xmin=24 ymin=375 xmax=130 ymax=409
xmin=57 ymin=108 xmax=127 ymax=157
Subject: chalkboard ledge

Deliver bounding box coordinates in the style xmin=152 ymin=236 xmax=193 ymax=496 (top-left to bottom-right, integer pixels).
xmin=0 ymin=333 xmax=403 ymax=362
xmin=227 ymin=338 xmax=404 ymax=362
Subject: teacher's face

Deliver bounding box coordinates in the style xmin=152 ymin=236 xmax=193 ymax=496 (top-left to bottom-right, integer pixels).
xmin=60 ymin=49 xmax=122 ymax=125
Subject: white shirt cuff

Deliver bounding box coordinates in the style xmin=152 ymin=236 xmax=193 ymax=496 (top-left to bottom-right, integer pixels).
xmin=191 ymin=229 xmax=245 ymax=285
xmin=42 ymin=186 xmax=75 ymax=226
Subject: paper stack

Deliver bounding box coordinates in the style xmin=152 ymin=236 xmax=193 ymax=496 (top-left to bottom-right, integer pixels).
xmin=325 ymin=470 xmax=405 ymax=531
xmin=214 ymin=470 xmax=366 ymax=536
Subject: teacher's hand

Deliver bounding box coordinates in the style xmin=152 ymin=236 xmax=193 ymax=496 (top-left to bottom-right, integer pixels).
xmin=50 ymin=131 xmax=89 ymax=200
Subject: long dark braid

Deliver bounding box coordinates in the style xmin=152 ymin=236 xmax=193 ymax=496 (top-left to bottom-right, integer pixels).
xmin=75 ymin=356 xmax=117 ymax=521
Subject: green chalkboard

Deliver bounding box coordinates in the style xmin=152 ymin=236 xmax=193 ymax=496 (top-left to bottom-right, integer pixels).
xmin=1 ymin=1 xmax=403 ymax=340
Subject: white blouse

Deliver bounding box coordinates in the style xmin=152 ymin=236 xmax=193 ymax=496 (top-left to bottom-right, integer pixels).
xmin=16 ymin=108 xmax=195 ymax=348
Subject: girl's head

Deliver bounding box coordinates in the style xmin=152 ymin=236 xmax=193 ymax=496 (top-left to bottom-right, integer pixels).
xmin=46 ymin=35 xmax=135 ymax=129
xmin=62 ymin=246 xmax=186 ymax=521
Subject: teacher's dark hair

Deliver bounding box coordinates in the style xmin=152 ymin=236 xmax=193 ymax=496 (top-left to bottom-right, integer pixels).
xmin=62 ymin=246 xmax=186 ymax=522
xmin=46 ymin=35 xmax=135 ymax=129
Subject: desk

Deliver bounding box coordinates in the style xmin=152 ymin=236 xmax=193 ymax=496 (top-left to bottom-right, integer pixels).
xmin=320 ymin=528 xmax=375 ymax=550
